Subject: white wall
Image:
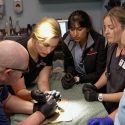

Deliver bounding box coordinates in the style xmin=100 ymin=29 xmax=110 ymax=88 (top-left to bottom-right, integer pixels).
xmin=0 ymin=0 xmax=103 ymax=31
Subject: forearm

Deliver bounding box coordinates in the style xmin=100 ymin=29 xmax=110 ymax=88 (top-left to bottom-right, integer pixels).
xmin=4 ymin=95 xmax=33 ymax=114
xmin=64 ymin=64 xmax=76 ymax=75
xmin=94 ymin=71 xmax=107 ymax=89
xmin=17 ymin=111 xmax=45 ymax=125
xmin=11 ymin=78 xmax=32 ymax=100
xmin=16 ymin=89 xmax=32 ymax=101
xmin=102 ymin=92 xmax=123 ymax=102
xmin=37 ymin=66 xmax=52 ymax=91
xmin=38 ymin=81 xmax=50 ymax=92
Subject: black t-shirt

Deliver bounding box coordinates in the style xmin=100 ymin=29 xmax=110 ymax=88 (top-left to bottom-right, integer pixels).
xmin=23 ymin=37 xmax=53 ymax=87
xmin=9 ymin=36 xmax=54 ymax=87
xmin=24 ymin=50 xmax=54 ymax=86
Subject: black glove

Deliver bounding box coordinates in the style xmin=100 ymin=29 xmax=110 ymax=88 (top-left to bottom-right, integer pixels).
xmin=61 ymin=73 xmax=76 ymax=89
xmin=82 ymin=83 xmax=98 ymax=94
xmin=33 ymin=98 xmax=57 ymax=118
xmin=84 ymin=88 xmax=99 ymax=101
xmin=31 ymin=89 xmax=46 ymax=103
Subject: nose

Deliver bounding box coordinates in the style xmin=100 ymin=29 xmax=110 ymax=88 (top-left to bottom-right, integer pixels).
xmin=46 ymin=47 xmax=52 ymax=54
xmin=73 ymin=30 xmax=78 ymax=37
xmin=104 ymin=28 xmax=110 ymax=35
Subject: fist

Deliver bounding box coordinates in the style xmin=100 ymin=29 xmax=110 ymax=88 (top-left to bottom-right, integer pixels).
xmin=82 ymin=83 xmax=97 ymax=94
xmin=84 ymin=89 xmax=98 ymax=101
xmin=31 ymin=89 xmax=46 ymax=103
xmin=33 ymin=98 xmax=57 ymax=118
xmin=61 ymin=73 xmax=75 ymax=89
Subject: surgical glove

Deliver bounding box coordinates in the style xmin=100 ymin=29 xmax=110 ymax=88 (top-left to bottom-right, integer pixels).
xmin=31 ymin=89 xmax=46 ymax=103
xmin=33 ymin=98 xmax=57 ymax=118
xmin=87 ymin=117 xmax=114 ymax=125
xmin=61 ymin=73 xmax=76 ymax=89
xmin=82 ymin=83 xmax=97 ymax=94
xmin=84 ymin=88 xmax=98 ymax=101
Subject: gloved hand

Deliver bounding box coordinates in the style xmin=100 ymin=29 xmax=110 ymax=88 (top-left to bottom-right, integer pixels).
xmin=61 ymin=73 xmax=78 ymax=89
xmin=83 ymin=88 xmax=98 ymax=101
xmin=87 ymin=117 xmax=114 ymax=125
xmin=61 ymin=73 xmax=80 ymax=89
xmin=33 ymin=98 xmax=57 ymax=118
xmin=31 ymin=89 xmax=46 ymax=103
xmin=31 ymin=89 xmax=61 ymax=103
xmin=82 ymin=83 xmax=98 ymax=94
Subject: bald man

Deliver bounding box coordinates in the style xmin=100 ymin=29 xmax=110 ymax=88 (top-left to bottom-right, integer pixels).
xmin=0 ymin=40 xmax=57 ymax=125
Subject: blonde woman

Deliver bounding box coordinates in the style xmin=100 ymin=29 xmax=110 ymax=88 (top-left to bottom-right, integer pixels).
xmin=84 ymin=6 xmax=125 ymax=125
xmin=10 ymin=17 xmax=61 ymax=100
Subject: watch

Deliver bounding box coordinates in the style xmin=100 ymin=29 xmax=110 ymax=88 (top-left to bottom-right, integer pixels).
xmin=98 ymin=93 xmax=103 ymax=102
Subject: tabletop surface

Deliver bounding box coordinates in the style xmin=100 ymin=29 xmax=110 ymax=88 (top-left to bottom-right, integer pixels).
xmin=11 ymin=72 xmax=107 ymax=125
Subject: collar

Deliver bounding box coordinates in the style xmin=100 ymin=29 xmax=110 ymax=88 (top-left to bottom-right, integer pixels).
xmin=86 ymin=33 xmax=94 ymax=49
xmin=64 ymin=33 xmax=94 ymax=49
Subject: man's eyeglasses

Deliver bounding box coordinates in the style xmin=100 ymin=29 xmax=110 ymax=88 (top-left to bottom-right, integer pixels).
xmin=0 ymin=65 xmax=29 ymax=78
xmin=7 ymin=67 xmax=29 ymax=78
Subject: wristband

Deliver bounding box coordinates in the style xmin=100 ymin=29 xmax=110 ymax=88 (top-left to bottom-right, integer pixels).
xmin=98 ymin=93 xmax=103 ymax=102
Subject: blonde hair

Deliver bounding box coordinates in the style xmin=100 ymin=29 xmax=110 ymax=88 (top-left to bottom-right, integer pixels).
xmin=104 ymin=6 xmax=125 ymax=28
xmin=31 ymin=17 xmax=61 ymax=42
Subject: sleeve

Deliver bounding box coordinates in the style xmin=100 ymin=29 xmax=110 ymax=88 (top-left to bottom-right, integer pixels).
xmin=61 ymin=41 xmax=77 ymax=76
xmin=114 ymin=89 xmax=125 ymax=125
xmin=0 ymin=105 xmax=10 ymax=125
xmin=80 ymin=35 xmax=107 ymax=84
xmin=0 ymin=85 xmax=9 ymax=102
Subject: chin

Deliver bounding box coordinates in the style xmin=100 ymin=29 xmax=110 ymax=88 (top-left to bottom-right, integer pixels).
xmin=107 ymin=39 xmax=113 ymax=43
xmin=40 ymin=53 xmax=47 ymax=57
xmin=75 ymin=40 xmax=80 ymax=43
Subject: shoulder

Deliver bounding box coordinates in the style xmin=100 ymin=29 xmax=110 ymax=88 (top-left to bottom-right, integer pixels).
xmin=90 ymin=30 xmax=105 ymax=40
xmin=90 ymin=31 xmax=107 ymax=48
xmin=62 ymin=31 xmax=72 ymax=44
xmin=62 ymin=31 xmax=70 ymax=40
xmin=106 ymin=43 xmax=118 ymax=61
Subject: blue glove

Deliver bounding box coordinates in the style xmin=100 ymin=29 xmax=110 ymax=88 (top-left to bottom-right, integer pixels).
xmin=87 ymin=117 xmax=114 ymax=125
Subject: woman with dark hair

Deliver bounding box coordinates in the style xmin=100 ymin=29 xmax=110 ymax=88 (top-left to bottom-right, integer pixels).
xmin=61 ymin=10 xmax=107 ymax=90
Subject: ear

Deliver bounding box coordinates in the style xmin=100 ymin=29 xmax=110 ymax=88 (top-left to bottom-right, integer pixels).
xmin=4 ymin=69 xmax=13 ymax=76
